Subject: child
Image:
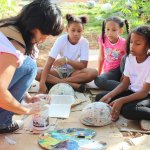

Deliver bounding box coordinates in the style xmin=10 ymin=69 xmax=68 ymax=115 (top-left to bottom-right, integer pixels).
xmin=37 ymin=14 xmax=98 ymax=93
xmin=94 ymin=16 xmax=129 ymax=91
xmin=96 ymin=25 xmax=150 ymax=131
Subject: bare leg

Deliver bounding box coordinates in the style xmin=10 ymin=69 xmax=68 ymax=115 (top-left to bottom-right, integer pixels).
xmin=63 ymin=68 xmax=98 ymax=83
xmin=36 ymin=68 xmax=81 ymax=89
xmin=36 ymin=67 xmax=60 ymax=82
xmin=46 ymin=74 xmax=81 ymax=89
xmin=36 ymin=68 xmax=98 ymax=92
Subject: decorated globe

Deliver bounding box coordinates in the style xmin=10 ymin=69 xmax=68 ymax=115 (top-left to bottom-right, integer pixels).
xmin=49 ymin=83 xmax=74 ymax=96
xmin=80 ymin=102 xmax=112 ymax=126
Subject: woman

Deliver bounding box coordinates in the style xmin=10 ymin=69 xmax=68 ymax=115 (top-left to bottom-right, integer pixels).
xmin=0 ymin=0 xmax=63 ymax=134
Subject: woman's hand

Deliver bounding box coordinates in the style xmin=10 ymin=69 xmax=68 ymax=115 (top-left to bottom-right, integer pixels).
xmin=24 ymin=102 xmax=41 ymax=115
xmin=109 ymin=98 xmax=124 ymax=121
xmin=33 ymin=94 xmax=51 ymax=104
xmin=24 ymin=95 xmax=51 ymax=115
xmin=24 ymin=92 xmax=40 ymax=103
xmin=26 ymin=107 xmax=40 ymax=115
xmin=26 ymin=95 xmax=41 ymax=103
xmin=53 ymin=58 xmax=66 ymax=67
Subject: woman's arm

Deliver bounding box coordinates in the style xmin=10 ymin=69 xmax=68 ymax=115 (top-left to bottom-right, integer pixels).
xmin=39 ymin=57 xmax=55 ymax=93
xmin=98 ymin=44 xmax=104 ymax=75
xmin=0 ymin=53 xmax=35 ymax=114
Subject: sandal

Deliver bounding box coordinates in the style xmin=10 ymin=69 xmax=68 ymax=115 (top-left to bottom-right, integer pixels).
xmin=45 ymin=82 xmax=54 ymax=92
xmin=76 ymin=84 xmax=86 ymax=93
xmin=140 ymin=120 xmax=150 ymax=131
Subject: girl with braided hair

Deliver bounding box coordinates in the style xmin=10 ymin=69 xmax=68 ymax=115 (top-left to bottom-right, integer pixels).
xmin=94 ymin=16 xmax=129 ymax=91
xmin=96 ymin=25 xmax=150 ymax=131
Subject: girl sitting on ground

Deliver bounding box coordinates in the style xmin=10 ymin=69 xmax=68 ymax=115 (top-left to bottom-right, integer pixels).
xmin=94 ymin=16 xmax=129 ymax=91
xmin=96 ymin=25 xmax=150 ymax=131
xmin=37 ymin=14 xmax=98 ymax=93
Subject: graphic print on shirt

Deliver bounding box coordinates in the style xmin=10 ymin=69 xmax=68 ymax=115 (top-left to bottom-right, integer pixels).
xmin=105 ymin=48 xmax=122 ymax=62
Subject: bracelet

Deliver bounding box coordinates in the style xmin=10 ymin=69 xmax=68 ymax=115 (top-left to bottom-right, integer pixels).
xmin=65 ymin=57 xmax=68 ymax=64
xmin=108 ymin=97 xmax=111 ymax=102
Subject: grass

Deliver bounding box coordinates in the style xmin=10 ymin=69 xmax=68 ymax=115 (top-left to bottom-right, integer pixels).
xmin=61 ymin=3 xmax=102 ymax=34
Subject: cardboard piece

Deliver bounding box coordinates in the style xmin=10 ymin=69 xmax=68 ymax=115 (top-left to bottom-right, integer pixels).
xmin=114 ymin=135 xmax=150 ymax=150
xmin=72 ymin=91 xmax=88 ymax=106
xmin=89 ymin=89 xmax=106 ymax=95
xmin=0 ymin=134 xmax=42 ymax=150
xmin=1 ymin=92 xmax=150 ymax=150
xmin=56 ymin=111 xmax=126 ymax=150
xmin=129 ymin=135 xmax=150 ymax=149
xmin=120 ymin=128 xmax=150 ymax=134
xmin=72 ymin=92 xmax=91 ymax=112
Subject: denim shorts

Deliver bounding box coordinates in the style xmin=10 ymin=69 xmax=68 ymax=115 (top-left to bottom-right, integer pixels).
xmin=54 ymin=67 xmax=74 ymax=79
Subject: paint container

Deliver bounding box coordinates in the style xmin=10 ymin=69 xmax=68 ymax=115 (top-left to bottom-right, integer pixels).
xmin=32 ymin=95 xmax=50 ymax=130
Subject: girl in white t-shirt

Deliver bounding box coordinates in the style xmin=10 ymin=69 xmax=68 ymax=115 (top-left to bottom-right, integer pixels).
xmin=37 ymin=14 xmax=98 ymax=93
xmin=95 ymin=25 xmax=150 ymax=131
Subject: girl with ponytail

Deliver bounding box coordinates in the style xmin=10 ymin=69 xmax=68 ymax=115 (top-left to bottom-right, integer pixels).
xmin=38 ymin=14 xmax=98 ymax=93
xmin=94 ymin=16 xmax=129 ymax=91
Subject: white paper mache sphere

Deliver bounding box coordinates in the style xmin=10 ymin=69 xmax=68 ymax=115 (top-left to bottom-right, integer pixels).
xmin=101 ymin=3 xmax=112 ymax=12
xmin=80 ymin=102 xmax=112 ymax=126
xmin=49 ymin=83 xmax=74 ymax=96
xmin=87 ymin=0 xmax=96 ymax=8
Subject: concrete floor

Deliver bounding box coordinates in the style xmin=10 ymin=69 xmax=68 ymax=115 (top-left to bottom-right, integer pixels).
xmin=88 ymin=49 xmax=99 ymax=69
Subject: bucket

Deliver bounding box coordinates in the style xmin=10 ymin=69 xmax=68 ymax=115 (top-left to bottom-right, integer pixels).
xmin=32 ymin=94 xmax=50 ymax=130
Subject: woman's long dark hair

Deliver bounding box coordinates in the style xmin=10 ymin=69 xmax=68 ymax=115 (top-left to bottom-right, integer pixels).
xmin=0 ymin=0 xmax=64 ymax=55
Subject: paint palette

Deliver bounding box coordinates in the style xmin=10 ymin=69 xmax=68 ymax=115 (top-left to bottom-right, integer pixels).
xmin=38 ymin=128 xmax=107 ymax=150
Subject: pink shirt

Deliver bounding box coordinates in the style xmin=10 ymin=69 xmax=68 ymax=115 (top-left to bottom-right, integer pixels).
xmin=99 ymin=35 xmax=126 ymax=73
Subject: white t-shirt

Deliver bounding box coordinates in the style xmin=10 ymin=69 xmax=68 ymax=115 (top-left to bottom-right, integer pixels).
xmin=0 ymin=32 xmax=25 ymax=67
xmin=49 ymin=34 xmax=89 ymax=68
xmin=123 ymin=54 xmax=150 ymax=92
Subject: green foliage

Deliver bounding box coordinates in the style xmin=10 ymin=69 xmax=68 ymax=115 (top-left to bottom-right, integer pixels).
xmin=109 ymin=0 xmax=150 ymax=28
xmin=61 ymin=1 xmax=150 ymax=36
xmin=0 ymin=1 xmax=149 ymax=49
xmin=0 ymin=0 xmax=17 ymax=19
xmin=61 ymin=3 xmax=101 ymax=35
